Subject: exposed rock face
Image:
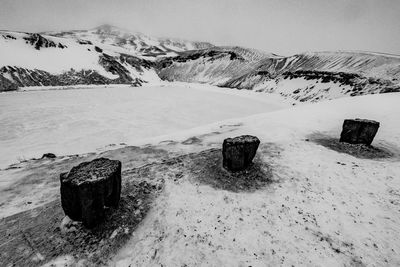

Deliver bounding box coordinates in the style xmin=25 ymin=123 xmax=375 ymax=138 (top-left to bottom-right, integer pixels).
xmin=0 ymin=51 xmax=154 ymax=91
xmin=157 ymin=47 xmax=262 ymax=85
xmin=0 ymin=66 xmax=114 ymax=90
xmin=340 ymin=119 xmax=380 ymax=145
xmin=60 ymin=158 xmax=122 ymax=228
xmin=0 ymin=73 xmax=18 ymax=91
xmin=222 ymin=135 xmax=260 ymax=171
xmin=23 ymin=33 xmax=67 ymax=50
xmin=131 ymin=78 xmax=144 ymax=87
xmin=41 ymin=153 xmax=56 ymax=159
xmin=94 ymin=46 xmax=103 ymax=53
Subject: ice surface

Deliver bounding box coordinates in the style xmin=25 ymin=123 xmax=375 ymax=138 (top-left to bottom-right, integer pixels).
xmin=1 ymin=86 xmax=400 ymax=266
xmin=0 ymin=83 xmax=288 ymax=169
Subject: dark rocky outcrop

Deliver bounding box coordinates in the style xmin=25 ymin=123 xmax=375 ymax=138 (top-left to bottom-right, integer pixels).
xmin=41 ymin=153 xmax=56 ymax=159
xmin=340 ymin=119 xmax=380 ymax=145
xmin=282 ymin=70 xmax=362 ymax=85
xmin=23 ymin=33 xmax=66 ymax=50
xmin=131 ymin=78 xmax=145 ymax=87
xmin=222 ymin=135 xmax=260 ymax=171
xmin=119 ymin=53 xmax=153 ymax=70
xmin=99 ymin=53 xmax=131 ymax=81
xmin=0 ymin=73 xmax=18 ymax=91
xmin=158 ymin=49 xmax=245 ymax=70
xmin=2 ymin=34 xmax=16 ymax=40
xmin=60 ymin=158 xmax=122 ymax=228
xmin=94 ymin=46 xmax=103 ymax=53
xmin=0 ymin=52 xmax=154 ymax=90
xmin=0 ymin=66 xmax=115 ymax=90
xmin=77 ymin=39 xmax=93 ymax=45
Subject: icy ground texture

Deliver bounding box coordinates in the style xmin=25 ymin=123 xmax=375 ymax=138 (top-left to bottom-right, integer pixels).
xmin=1 ymin=87 xmax=399 ymax=266
xmin=0 ymin=83 xmax=288 ymax=169
xmin=111 ymin=93 xmax=400 ymax=266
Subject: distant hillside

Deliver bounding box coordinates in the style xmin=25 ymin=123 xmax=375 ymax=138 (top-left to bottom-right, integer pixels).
xmin=157 ymin=46 xmax=278 ymax=84
xmin=0 ymin=25 xmax=213 ymax=91
xmin=157 ymin=49 xmax=400 ymax=102
xmin=44 ymin=24 xmax=214 ymax=58
xmin=1 ymin=25 xmax=399 ymax=102
xmin=0 ymin=30 xmax=161 ymax=91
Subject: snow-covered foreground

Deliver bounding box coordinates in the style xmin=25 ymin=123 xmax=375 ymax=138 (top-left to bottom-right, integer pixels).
xmin=111 ymin=93 xmax=400 ymax=266
xmin=0 ymin=83 xmax=288 ymax=169
xmin=1 ymin=82 xmax=399 ymax=266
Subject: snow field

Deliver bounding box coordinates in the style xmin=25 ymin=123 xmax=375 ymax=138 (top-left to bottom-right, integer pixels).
xmin=112 ymin=92 xmax=400 ymax=266
xmin=0 ymin=83 xmax=289 ymax=169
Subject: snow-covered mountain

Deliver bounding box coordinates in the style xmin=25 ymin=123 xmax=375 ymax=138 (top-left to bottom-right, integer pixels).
xmin=0 ymin=30 xmax=161 ymax=91
xmin=0 ymin=25 xmax=213 ymax=91
xmin=44 ymin=24 xmax=214 ymax=58
xmin=157 ymin=46 xmax=281 ymax=84
xmin=158 ymin=49 xmax=400 ymax=102
xmin=1 ymin=25 xmax=399 ymax=102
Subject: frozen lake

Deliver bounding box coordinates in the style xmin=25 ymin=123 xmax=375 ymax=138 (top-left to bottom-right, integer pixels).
xmin=0 ymin=83 xmax=286 ymax=168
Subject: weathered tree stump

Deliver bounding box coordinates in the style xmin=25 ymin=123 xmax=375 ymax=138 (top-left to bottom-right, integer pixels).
xmin=340 ymin=119 xmax=380 ymax=145
xmin=60 ymin=158 xmax=122 ymax=228
xmin=222 ymin=135 xmax=260 ymax=171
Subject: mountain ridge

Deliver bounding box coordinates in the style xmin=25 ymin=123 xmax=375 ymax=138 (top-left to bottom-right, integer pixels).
xmin=157 ymin=46 xmax=400 ymax=102
xmin=1 ymin=25 xmax=399 ymax=102
xmin=43 ymin=24 xmax=214 ymax=58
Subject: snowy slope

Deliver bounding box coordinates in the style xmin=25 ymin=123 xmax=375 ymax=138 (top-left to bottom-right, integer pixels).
xmin=110 ymin=92 xmax=400 ymax=267
xmin=0 ymin=31 xmax=117 ymax=77
xmin=0 ymin=30 xmax=161 ymax=91
xmin=158 ymin=49 xmax=400 ymax=102
xmin=157 ymin=46 xmax=278 ymax=85
xmin=257 ymin=51 xmax=400 ymax=80
xmin=45 ymin=24 xmax=214 ymax=58
xmin=3 ymin=91 xmax=399 ymax=266
xmin=0 ymin=25 xmax=215 ymax=91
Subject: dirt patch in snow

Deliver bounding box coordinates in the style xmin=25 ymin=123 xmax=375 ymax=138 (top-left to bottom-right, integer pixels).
xmin=0 ymin=145 xmax=177 ymax=218
xmin=188 ymin=148 xmax=275 ymax=192
xmin=0 ymin=169 xmax=164 ymax=266
xmin=147 ymin=142 xmax=281 ymax=193
xmin=308 ymin=133 xmax=397 ymax=160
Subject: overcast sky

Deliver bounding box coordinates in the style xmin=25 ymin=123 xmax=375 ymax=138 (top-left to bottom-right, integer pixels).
xmin=0 ymin=0 xmax=399 ymax=56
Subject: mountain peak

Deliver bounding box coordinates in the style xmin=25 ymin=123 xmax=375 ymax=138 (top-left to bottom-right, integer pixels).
xmin=92 ymin=24 xmax=126 ymax=34
xmin=94 ymin=24 xmax=114 ymax=30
